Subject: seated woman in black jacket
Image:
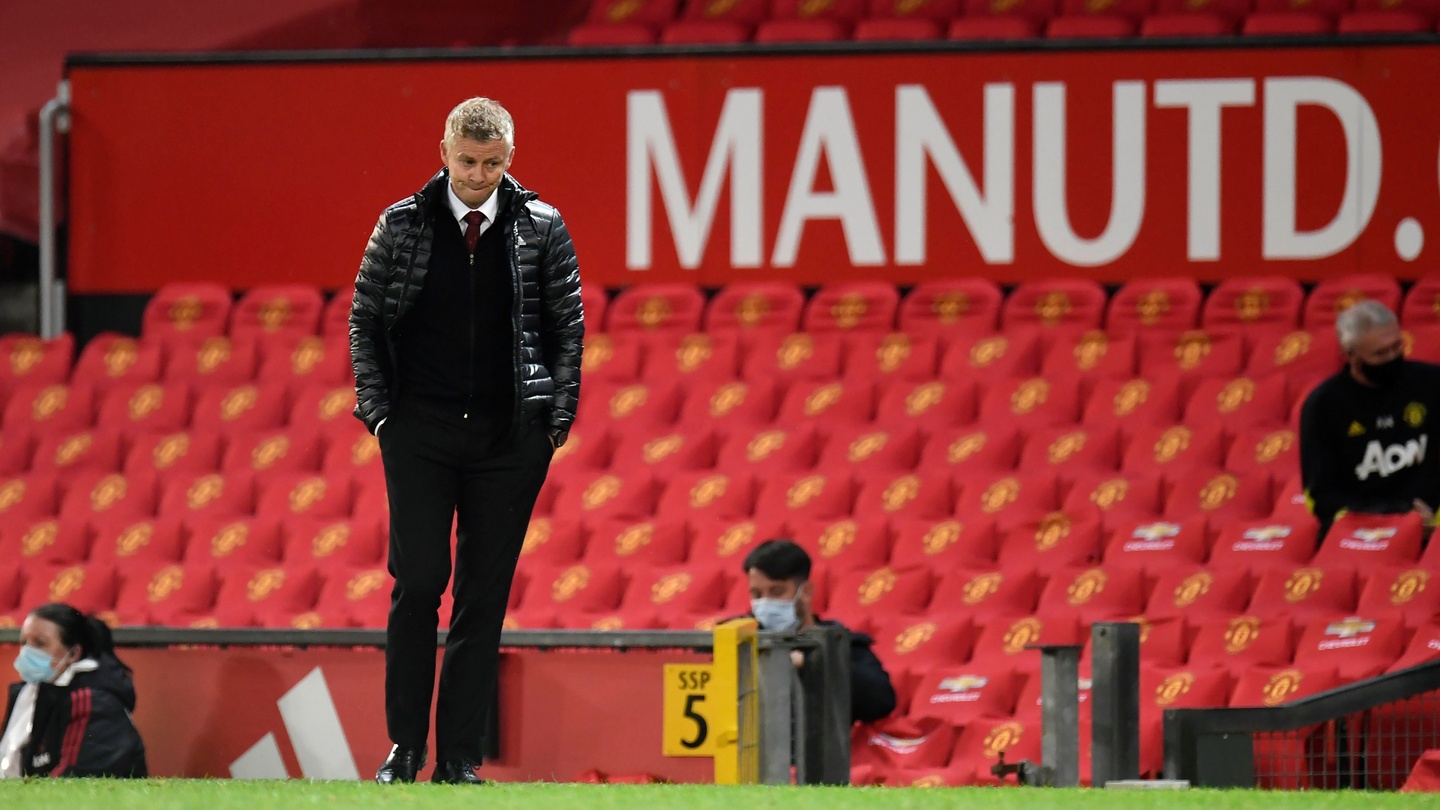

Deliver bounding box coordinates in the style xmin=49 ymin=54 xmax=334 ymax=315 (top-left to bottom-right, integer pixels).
xmin=1 ymin=603 xmax=147 ymax=778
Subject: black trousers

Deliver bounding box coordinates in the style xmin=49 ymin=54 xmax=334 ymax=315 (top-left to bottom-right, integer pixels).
xmin=378 ymin=398 xmax=552 ymax=762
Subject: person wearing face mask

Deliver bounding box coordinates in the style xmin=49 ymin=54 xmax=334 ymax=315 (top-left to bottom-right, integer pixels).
xmin=1300 ymin=299 xmax=1440 ymax=538
xmin=1 ymin=603 xmax=147 ymax=779
xmin=742 ymin=540 xmax=897 ymax=724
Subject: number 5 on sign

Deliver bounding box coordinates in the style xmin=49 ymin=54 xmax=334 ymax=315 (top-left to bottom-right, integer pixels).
xmin=662 ymin=664 xmax=716 ymax=756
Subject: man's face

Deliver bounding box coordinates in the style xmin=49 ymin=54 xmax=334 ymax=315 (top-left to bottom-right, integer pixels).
xmin=440 ymin=136 xmax=513 ymax=208
xmin=1348 ymin=323 xmax=1405 ymax=377
xmin=747 ymin=569 xmax=813 ymax=625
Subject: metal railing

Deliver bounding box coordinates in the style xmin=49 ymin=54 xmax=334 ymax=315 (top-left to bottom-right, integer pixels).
xmin=1164 ymin=660 xmax=1440 ymax=789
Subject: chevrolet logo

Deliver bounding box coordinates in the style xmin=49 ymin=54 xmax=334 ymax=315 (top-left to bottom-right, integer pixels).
xmin=1325 ymin=618 xmax=1376 ymax=638
xmin=937 ymin=675 xmax=989 ymax=693
xmin=1132 ymin=522 xmax=1181 ymax=541
xmin=1351 ymin=528 xmax=1397 ymax=543
xmin=1243 ymin=525 xmax=1292 ymax=542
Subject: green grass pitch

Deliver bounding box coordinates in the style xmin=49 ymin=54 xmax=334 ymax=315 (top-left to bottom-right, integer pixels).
xmin=0 ymin=782 xmax=1425 ymax=810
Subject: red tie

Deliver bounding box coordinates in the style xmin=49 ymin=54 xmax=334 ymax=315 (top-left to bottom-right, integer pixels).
xmin=463 ymin=210 xmax=485 ymax=253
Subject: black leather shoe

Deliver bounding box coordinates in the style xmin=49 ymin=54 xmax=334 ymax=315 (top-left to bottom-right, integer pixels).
xmin=432 ymin=759 xmax=487 ymax=785
xmin=375 ymin=745 xmax=426 ymax=784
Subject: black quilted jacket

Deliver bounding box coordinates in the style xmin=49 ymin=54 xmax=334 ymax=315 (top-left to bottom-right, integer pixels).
xmin=349 ymin=170 xmax=584 ymax=445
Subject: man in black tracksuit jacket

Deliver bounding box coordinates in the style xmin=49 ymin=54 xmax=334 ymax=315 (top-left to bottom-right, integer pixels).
xmin=1300 ymin=300 xmax=1440 ymax=537
xmin=350 ymin=97 xmax=583 ymax=785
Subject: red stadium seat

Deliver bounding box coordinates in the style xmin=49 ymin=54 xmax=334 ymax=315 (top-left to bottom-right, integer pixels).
xmin=112 ymin=561 xmax=216 ymax=626
xmin=552 ymin=470 xmax=658 ymax=521
xmin=207 ymin=563 xmax=322 ymax=628
xmin=803 ymin=283 xmax=900 ymax=333
xmin=685 ymin=515 xmax=786 ymax=573
xmin=1041 ymin=330 xmax=1138 ymax=379
xmin=908 ymin=666 xmax=1025 ymax=725
xmin=584 ymin=519 xmax=689 ymax=566
xmin=1018 ymin=425 xmax=1123 ymax=473
xmin=1139 ymin=12 xmax=1234 ymax=33
xmin=753 ymin=472 xmax=856 ymax=522
xmin=1063 ymin=471 xmax=1166 ymax=530
xmin=1208 ymin=517 xmax=1320 ymax=574
xmin=620 ymin=566 xmax=730 ymax=618
xmin=3 ymin=382 xmax=93 ymax=435
xmin=577 ymin=380 xmax=683 ymax=431
xmin=567 ymin=21 xmax=660 ymax=44
xmin=1303 ymin=274 xmax=1402 ymax=328
xmin=641 ymin=332 xmax=742 ymax=382
xmin=1045 ymin=14 xmax=1137 ymax=34
xmin=775 ymin=379 xmax=876 ymax=425
xmin=1244 ymin=328 xmax=1344 ymax=387
xmin=1144 ymin=566 xmax=1252 ymax=621
xmin=1107 ymin=277 xmax=1204 ymax=333
xmin=962 ymin=0 xmax=1059 ymax=26
xmin=320 ymin=292 xmax=351 ymax=337
xmin=1183 ymin=374 xmax=1290 ymax=430
xmin=516 ymin=562 xmax=628 ymax=617
xmin=815 ymin=425 xmax=923 ymax=472
xmin=1136 ymin=328 xmax=1247 ymax=384
xmin=514 ymin=517 xmax=584 ymax=567
xmin=222 ymin=430 xmax=322 ymax=475
xmin=970 ymin=614 xmax=1081 ymax=672
xmin=1403 ymin=324 xmax=1440 ymax=363
xmin=289 ymin=384 xmax=358 ymax=438
xmin=1337 ymin=9 xmax=1428 ymax=29
xmin=255 ymin=472 xmax=352 ymax=520
xmin=854 ymin=17 xmax=943 ymax=38
xmin=143 ymin=283 xmax=232 ymax=345
xmin=704 ymin=282 xmax=805 ymax=333
xmin=713 ymin=425 xmax=818 ymax=473
xmin=1081 ymin=377 xmax=1183 ymax=428
xmin=87 ymin=515 xmax=184 ymax=569
xmin=0 ymin=333 xmax=72 ymax=393
xmin=788 ymin=516 xmax=891 ymax=574
xmin=1358 ymin=566 xmax=1440 ymax=629
xmin=975 ymin=375 xmax=1082 ymax=429
xmin=97 ymin=382 xmax=191 ymax=440
xmin=162 ymin=336 xmax=258 ymax=388
xmin=1389 ymin=621 xmax=1440 ymax=671
xmin=875 ymin=380 xmax=980 ymax=430
xmin=852 ymin=472 xmax=954 ymax=520
xmin=320 ymin=428 xmax=382 ymax=480
xmin=1312 ymin=511 xmax=1425 ymax=567
xmin=869 ymin=616 xmax=977 ymax=672
xmin=1202 ymin=276 xmax=1305 ymax=331
xmin=583 ymin=333 xmax=643 ymax=383
xmin=929 ymin=567 xmax=1042 ymax=620
xmin=0 ymin=471 xmax=59 ymax=522
xmin=948 ymin=15 xmax=1042 ymax=36
xmin=1101 ymin=516 xmax=1208 ymax=571
xmin=1252 ymin=0 xmax=1346 ymax=19
xmin=660 ymin=19 xmax=752 ymax=42
xmin=31 ymin=429 xmax=124 ymax=475
xmin=870 ymin=0 xmax=962 ymax=18
xmin=916 ymin=424 xmax=1022 ymax=474
xmin=654 ymin=471 xmax=755 ymax=520
xmin=609 ymin=429 xmax=718 ymax=478
xmin=1248 ymin=565 xmax=1359 ymax=621
xmin=1401 ymin=274 xmax=1440 ymax=327
xmin=1292 ymin=615 xmax=1407 ymax=680
xmin=1152 ymin=0 xmax=1250 ymax=19
xmin=1188 ymin=614 xmax=1294 ymax=673
xmin=740 ymin=332 xmax=844 ymax=382
xmin=587 ymin=0 xmax=679 ymax=24
xmin=191 ymin=383 xmax=287 ymax=436
xmin=71 ymin=334 xmax=163 ymax=392
xmin=0 ymin=517 xmax=89 ymax=566
xmin=230 ymin=284 xmax=324 ymax=339
xmin=994 ymin=507 xmax=1105 ymax=575
xmin=1036 ymin=566 xmax=1148 ymax=624
xmin=890 ymin=516 xmax=999 ymax=570
xmin=255 ymin=335 xmax=352 ymax=393
xmin=954 ymin=470 xmax=1061 ymax=523
xmin=941 ymin=329 xmax=1043 ymax=380
xmin=1241 ymin=10 xmax=1332 ymax=32
xmin=1162 ymin=470 xmax=1273 ymax=525
xmin=158 ymin=471 xmax=255 ymax=520
xmin=19 ymin=563 xmax=117 ymax=617
xmin=677 ymin=379 xmax=780 ymax=428
xmin=304 ymin=565 xmax=389 ymax=628
xmin=843 ymin=333 xmax=941 ymax=381
xmin=58 ymin=470 xmax=158 ymax=522
xmin=183 ymin=516 xmax=284 ymax=567
xmin=282 ymin=517 xmax=385 ymax=567
xmin=1060 ymin=0 xmax=1154 ymax=18
xmin=899 ymin=280 xmax=1003 ymax=337
xmin=1002 ymin=279 xmax=1107 ymax=331
xmin=826 ymin=567 xmax=933 ymax=629
xmin=1120 ymin=422 xmax=1227 ymax=474
xmin=755 ymin=18 xmax=850 ymax=40
xmin=607 ymin=284 xmax=705 ymax=333
xmin=121 ymin=433 xmax=219 ymax=486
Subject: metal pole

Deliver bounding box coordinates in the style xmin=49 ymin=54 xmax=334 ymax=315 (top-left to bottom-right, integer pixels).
xmin=1091 ymin=622 xmax=1141 ymax=786
xmin=1033 ymin=644 xmax=1083 ymax=787
xmin=799 ymin=625 xmax=851 ymax=785
xmin=756 ymin=644 xmax=796 ymax=784
xmin=38 ymin=81 xmax=70 ymax=339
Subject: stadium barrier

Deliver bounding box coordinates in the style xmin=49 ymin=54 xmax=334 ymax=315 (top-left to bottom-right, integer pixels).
xmin=1163 ymin=659 xmax=1440 ymax=789
xmin=0 ymin=624 xmax=853 ymax=783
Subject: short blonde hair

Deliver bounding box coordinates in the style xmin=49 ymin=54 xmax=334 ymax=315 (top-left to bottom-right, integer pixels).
xmin=444 ymin=97 xmax=514 ymax=146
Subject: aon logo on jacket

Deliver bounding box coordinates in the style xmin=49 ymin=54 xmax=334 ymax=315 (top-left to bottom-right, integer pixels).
xmin=1355 ymin=436 xmax=1427 ymax=481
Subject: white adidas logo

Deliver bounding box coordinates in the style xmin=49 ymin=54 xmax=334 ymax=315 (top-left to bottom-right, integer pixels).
xmin=230 ymin=667 xmax=360 ymax=780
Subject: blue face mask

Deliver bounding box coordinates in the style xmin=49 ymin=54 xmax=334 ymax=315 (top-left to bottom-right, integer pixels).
xmin=751 ymin=597 xmax=799 ymax=632
xmin=14 ymin=645 xmax=60 ymax=685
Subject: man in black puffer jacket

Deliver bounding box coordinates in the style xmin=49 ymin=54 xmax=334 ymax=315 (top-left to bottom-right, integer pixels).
xmin=350 ymin=97 xmax=583 ymax=786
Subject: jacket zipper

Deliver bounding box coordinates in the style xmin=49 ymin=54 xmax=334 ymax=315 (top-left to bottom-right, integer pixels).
xmin=465 ymin=246 xmax=476 ymax=419
xmin=510 ymin=219 xmax=524 ymax=427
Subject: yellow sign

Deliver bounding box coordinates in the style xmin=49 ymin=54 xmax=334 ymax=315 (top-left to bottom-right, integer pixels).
xmin=663 ymin=665 xmax=716 ymax=757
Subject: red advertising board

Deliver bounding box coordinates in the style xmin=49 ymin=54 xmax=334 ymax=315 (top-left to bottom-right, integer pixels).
xmin=66 ymin=44 xmax=1440 ymax=293
xmin=0 ymin=643 xmax=712 ymax=781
